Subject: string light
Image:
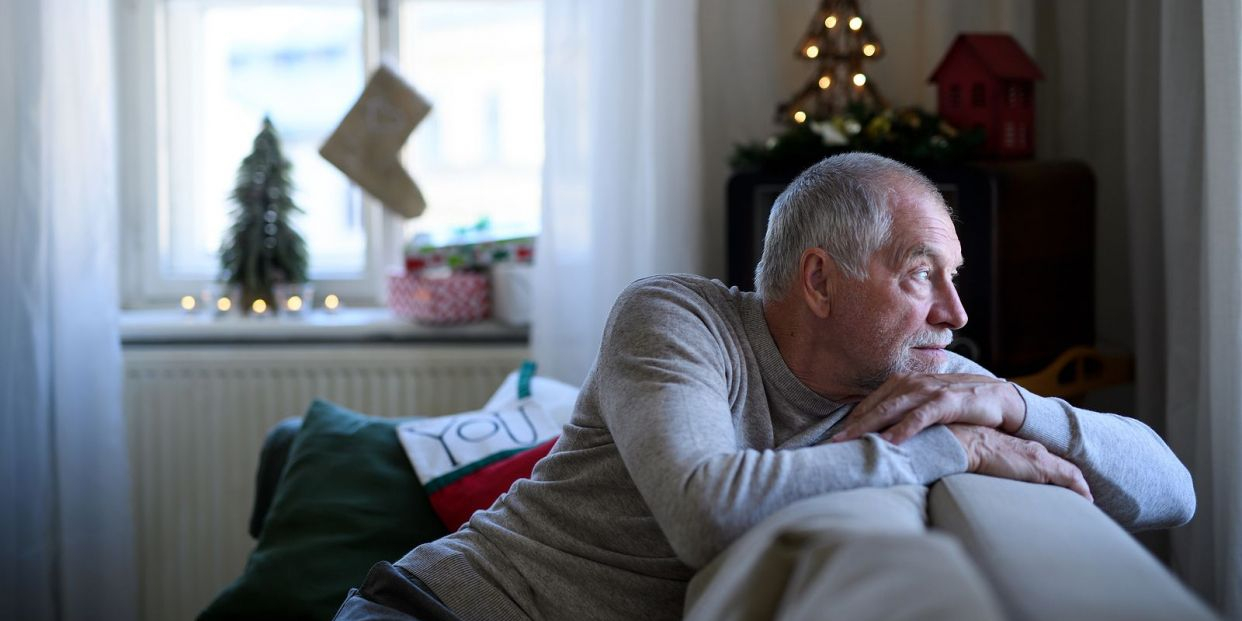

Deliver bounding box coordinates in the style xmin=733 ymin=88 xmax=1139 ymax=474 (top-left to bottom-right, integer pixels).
xmin=324 ymin=294 xmax=340 ymax=311
xmin=793 ymin=110 xmax=808 ymax=123
xmin=805 ymin=45 xmax=819 ymax=59
xmin=252 ymin=299 xmax=268 ymax=314
xmin=849 ymin=16 xmax=863 ymax=30
xmin=286 ymin=295 xmax=303 ymax=312
xmin=818 ymin=76 xmax=831 ymax=89
xmin=824 ymin=15 xmax=838 ymax=28
xmin=180 ymin=295 xmax=196 ymax=311
xmin=853 ymin=73 xmax=867 ymax=86
xmin=863 ymin=43 xmax=877 ymax=57
xmin=216 ymin=297 xmax=232 ymax=312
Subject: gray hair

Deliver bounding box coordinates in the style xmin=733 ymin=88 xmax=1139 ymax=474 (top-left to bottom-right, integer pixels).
xmin=754 ymin=152 xmax=944 ymax=302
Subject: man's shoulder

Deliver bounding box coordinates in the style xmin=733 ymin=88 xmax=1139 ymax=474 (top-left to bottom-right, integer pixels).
xmin=621 ymin=273 xmax=739 ymax=306
xmin=607 ymin=274 xmax=750 ymax=338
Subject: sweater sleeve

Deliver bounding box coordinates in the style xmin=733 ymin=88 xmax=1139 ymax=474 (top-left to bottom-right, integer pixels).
xmin=593 ymin=279 xmax=967 ymax=569
xmin=947 ymin=354 xmax=1195 ymax=531
xmin=1011 ymin=384 xmax=1195 ymax=531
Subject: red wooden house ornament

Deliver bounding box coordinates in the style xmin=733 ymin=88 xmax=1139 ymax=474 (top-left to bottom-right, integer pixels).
xmin=929 ymin=33 xmax=1043 ymax=158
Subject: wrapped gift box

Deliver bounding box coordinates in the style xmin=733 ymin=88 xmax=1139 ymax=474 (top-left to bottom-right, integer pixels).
xmin=404 ymin=233 xmax=535 ymax=273
xmin=389 ymin=271 xmax=490 ymax=325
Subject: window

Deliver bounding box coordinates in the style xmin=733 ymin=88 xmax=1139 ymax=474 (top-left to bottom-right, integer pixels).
xmin=949 ymin=84 xmax=961 ymax=109
xmin=1006 ymin=82 xmax=1025 ymax=108
xmin=162 ymin=1 xmax=367 ymax=280
xmin=118 ymin=0 xmax=544 ymax=306
xmin=971 ymin=83 xmax=986 ymax=107
xmin=398 ymin=0 xmax=544 ymax=241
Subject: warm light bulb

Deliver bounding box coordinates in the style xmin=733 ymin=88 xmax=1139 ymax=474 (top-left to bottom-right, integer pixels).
xmin=216 ymin=297 xmax=232 ymax=312
xmin=824 ymin=15 xmax=838 ymax=28
xmin=793 ymin=110 xmax=808 ymax=124
xmin=286 ymin=295 xmax=303 ymax=312
xmin=252 ymin=299 xmax=268 ymax=314
xmin=324 ymin=294 xmax=340 ymax=311
xmin=818 ymin=76 xmax=831 ymax=89
xmin=853 ymin=73 xmax=867 ymax=86
xmin=849 ymin=16 xmax=863 ymax=30
xmin=180 ymin=295 xmax=196 ymax=311
xmin=805 ymin=45 xmax=819 ymax=59
xmin=863 ymin=43 xmax=877 ymax=57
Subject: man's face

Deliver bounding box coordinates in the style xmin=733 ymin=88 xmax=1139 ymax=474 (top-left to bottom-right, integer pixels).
xmin=832 ymin=189 xmax=968 ymax=390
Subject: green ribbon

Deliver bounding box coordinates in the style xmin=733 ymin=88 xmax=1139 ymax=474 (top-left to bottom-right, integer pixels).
xmin=517 ymin=359 xmax=537 ymax=399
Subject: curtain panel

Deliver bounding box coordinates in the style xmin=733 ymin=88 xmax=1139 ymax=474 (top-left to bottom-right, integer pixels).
xmin=0 ymin=1 xmax=138 ymax=619
xmin=1124 ymin=0 xmax=1242 ymax=614
xmin=534 ymin=0 xmax=705 ymax=385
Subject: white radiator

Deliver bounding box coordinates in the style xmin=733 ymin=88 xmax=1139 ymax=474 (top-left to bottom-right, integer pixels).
xmin=123 ymin=343 xmax=529 ymax=621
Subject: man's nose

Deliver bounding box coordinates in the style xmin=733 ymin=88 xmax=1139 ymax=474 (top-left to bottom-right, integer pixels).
xmin=931 ymin=279 xmax=968 ymax=330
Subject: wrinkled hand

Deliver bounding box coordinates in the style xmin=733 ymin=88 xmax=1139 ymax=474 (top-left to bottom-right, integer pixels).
xmin=830 ymin=373 xmax=1026 ymax=445
xmin=947 ymin=423 xmax=1093 ymax=501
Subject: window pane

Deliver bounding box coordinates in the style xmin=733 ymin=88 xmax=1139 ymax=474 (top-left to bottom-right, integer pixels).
xmin=398 ymin=0 xmax=544 ymax=240
xmin=163 ymin=1 xmax=366 ymax=279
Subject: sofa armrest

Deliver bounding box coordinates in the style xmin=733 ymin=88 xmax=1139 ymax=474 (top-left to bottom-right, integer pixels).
xmin=928 ymin=473 xmax=1216 ymax=621
xmin=248 ymin=417 xmax=303 ymax=539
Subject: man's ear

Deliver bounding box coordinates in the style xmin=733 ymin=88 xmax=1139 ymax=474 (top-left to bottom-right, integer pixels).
xmin=799 ymin=248 xmax=837 ymax=319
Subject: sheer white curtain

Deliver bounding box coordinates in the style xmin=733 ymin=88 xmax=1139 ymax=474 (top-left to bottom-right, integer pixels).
xmin=0 ymin=1 xmax=137 ymax=619
xmin=1125 ymin=0 xmax=1242 ymax=615
xmin=534 ymin=0 xmax=704 ymax=385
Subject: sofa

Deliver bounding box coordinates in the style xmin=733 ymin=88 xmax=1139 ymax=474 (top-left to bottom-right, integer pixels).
xmin=685 ymin=474 xmax=1216 ymax=621
xmin=204 ymin=403 xmax=1217 ymax=621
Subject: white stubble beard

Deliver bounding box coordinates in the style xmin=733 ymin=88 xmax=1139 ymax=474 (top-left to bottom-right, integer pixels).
xmin=854 ymin=328 xmax=954 ymax=391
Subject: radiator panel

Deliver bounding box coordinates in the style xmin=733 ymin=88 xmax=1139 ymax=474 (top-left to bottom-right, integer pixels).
xmin=123 ymin=344 xmax=529 ymax=621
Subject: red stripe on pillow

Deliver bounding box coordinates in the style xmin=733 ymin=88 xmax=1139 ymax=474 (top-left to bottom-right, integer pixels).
xmin=429 ymin=437 xmax=557 ymax=530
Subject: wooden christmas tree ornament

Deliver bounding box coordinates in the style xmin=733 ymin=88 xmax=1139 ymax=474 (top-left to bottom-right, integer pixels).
xmin=776 ymin=0 xmax=887 ymax=125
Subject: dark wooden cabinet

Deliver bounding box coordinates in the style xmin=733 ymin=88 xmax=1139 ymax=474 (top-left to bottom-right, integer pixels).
xmin=726 ymin=160 xmax=1095 ymax=377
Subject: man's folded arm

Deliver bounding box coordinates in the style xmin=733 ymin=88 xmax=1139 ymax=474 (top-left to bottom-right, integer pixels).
xmin=946 ymin=354 xmax=1195 ymax=530
xmin=593 ymin=281 xmax=967 ymax=569
xmin=1011 ymin=384 xmax=1195 ymax=531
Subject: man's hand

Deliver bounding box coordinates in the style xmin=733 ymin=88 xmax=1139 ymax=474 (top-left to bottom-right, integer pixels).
xmin=946 ymin=424 xmax=1093 ymax=501
xmin=830 ymin=373 xmax=1026 ymax=445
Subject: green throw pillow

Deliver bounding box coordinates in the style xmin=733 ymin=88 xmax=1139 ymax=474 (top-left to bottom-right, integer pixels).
xmin=199 ymin=399 xmax=448 ymax=621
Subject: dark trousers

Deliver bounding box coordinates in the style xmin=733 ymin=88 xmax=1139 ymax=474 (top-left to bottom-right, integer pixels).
xmin=333 ymin=561 xmax=463 ymax=621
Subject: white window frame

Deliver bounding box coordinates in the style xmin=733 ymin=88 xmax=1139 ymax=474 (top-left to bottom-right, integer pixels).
xmin=116 ymin=0 xmax=405 ymax=308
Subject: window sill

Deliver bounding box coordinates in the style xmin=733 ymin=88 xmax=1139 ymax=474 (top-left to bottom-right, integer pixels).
xmin=119 ymin=307 xmax=529 ymax=346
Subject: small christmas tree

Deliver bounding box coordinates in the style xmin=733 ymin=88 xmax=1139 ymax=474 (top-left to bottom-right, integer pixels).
xmin=776 ymin=0 xmax=886 ymax=125
xmin=219 ymin=116 xmax=309 ymax=313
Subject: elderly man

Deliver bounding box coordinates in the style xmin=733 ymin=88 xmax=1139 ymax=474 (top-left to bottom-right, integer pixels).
xmin=334 ymin=153 xmax=1194 ymax=621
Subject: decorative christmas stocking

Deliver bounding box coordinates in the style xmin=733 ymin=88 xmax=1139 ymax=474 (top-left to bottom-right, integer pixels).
xmin=320 ymin=63 xmax=431 ymax=218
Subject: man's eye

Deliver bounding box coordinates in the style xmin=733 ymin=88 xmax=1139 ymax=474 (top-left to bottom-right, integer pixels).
xmin=914 ymin=269 xmax=931 ymax=281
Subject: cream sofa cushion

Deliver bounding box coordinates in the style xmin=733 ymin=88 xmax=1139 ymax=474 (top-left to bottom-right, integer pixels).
xmin=685 ymin=485 xmax=1004 ymax=621
xmin=929 ymin=473 xmax=1216 ymax=621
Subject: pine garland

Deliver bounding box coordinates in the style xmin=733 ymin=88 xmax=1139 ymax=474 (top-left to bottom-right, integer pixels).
xmin=732 ymin=105 xmax=985 ymax=174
